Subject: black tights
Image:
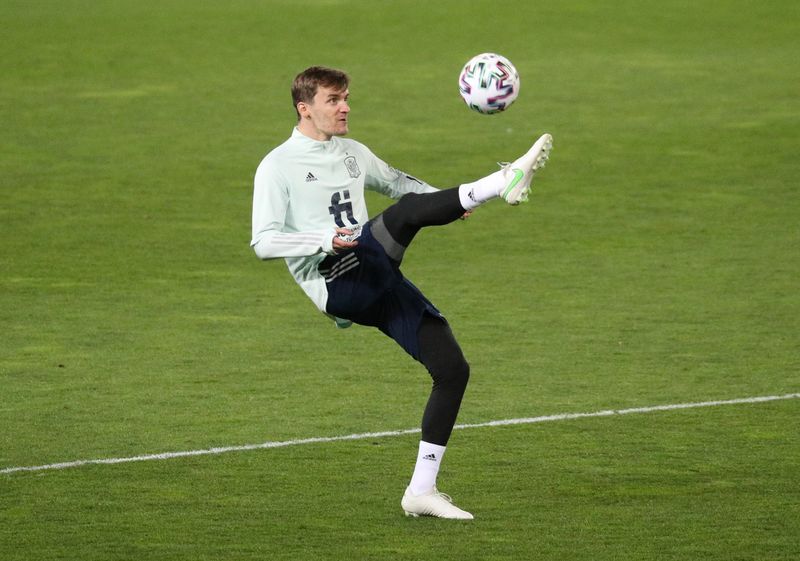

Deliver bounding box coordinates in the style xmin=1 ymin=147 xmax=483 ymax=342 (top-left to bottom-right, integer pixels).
xmin=380 ymin=188 xmax=470 ymax=446
xmin=380 ymin=188 xmax=466 ymax=249
xmin=417 ymin=314 xmax=470 ymax=446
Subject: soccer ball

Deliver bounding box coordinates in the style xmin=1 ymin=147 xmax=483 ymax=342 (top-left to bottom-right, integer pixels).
xmin=458 ymin=53 xmax=520 ymax=114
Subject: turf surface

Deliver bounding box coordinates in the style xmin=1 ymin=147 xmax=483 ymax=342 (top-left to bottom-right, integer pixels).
xmin=2 ymin=1 xmax=798 ymax=559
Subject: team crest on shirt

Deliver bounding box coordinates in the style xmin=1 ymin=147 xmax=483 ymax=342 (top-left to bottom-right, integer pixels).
xmin=344 ymin=156 xmax=361 ymax=178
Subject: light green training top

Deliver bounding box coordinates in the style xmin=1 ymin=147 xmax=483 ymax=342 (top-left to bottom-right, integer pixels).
xmin=251 ymin=128 xmax=438 ymax=321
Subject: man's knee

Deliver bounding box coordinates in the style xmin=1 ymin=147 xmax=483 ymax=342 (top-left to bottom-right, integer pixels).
xmin=392 ymin=192 xmax=425 ymax=225
xmin=417 ymin=313 xmax=470 ymax=388
xmin=441 ymin=355 xmax=470 ymax=390
xmin=422 ymin=335 xmax=470 ymax=390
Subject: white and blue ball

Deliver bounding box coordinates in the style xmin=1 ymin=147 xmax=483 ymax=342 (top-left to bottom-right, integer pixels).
xmin=458 ymin=53 xmax=520 ymax=114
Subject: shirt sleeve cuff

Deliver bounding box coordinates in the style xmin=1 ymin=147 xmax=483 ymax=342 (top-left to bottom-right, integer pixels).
xmin=321 ymin=228 xmax=337 ymax=255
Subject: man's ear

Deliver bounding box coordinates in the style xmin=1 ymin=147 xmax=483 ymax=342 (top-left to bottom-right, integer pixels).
xmin=297 ymin=102 xmax=311 ymax=119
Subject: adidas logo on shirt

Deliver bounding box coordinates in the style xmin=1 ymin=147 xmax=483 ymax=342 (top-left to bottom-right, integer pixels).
xmin=305 ymin=172 xmax=318 ymax=182
xmin=422 ymin=453 xmax=437 ymax=461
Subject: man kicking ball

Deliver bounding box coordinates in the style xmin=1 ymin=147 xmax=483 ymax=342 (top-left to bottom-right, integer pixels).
xmin=251 ymin=66 xmax=553 ymax=519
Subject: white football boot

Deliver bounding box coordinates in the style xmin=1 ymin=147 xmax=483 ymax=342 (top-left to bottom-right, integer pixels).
xmin=500 ymin=133 xmax=553 ymax=205
xmin=401 ymin=487 xmax=474 ymax=520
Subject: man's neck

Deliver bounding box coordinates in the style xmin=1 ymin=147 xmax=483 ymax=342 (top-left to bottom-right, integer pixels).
xmin=296 ymin=122 xmax=332 ymax=142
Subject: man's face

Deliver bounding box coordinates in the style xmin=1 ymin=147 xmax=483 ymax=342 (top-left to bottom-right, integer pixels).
xmin=298 ymin=85 xmax=350 ymax=141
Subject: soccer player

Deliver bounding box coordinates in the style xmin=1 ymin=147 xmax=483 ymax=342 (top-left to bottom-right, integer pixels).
xmin=251 ymin=66 xmax=553 ymax=519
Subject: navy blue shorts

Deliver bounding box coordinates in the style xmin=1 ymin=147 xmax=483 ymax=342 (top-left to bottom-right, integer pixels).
xmin=319 ymin=219 xmax=444 ymax=361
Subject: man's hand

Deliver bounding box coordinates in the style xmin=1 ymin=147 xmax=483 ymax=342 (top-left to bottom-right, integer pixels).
xmin=332 ymin=227 xmax=359 ymax=252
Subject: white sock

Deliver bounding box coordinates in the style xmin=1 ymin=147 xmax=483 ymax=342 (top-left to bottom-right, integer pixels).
xmin=408 ymin=441 xmax=446 ymax=496
xmin=458 ymin=169 xmax=505 ymax=210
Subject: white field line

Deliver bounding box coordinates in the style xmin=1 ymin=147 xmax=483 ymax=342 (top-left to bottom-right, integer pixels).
xmin=2 ymin=392 xmax=798 ymax=476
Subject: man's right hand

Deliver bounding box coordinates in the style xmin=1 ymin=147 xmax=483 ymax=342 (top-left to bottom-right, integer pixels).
xmin=332 ymin=227 xmax=359 ymax=252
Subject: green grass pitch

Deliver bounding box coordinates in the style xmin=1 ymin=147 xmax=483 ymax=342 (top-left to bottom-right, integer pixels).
xmin=1 ymin=0 xmax=799 ymax=559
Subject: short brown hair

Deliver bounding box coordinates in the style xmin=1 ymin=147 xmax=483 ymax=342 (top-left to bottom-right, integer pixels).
xmin=291 ymin=66 xmax=350 ymax=119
